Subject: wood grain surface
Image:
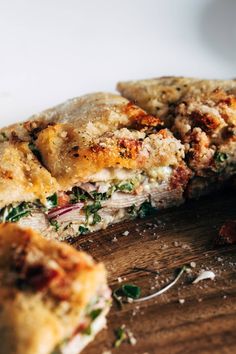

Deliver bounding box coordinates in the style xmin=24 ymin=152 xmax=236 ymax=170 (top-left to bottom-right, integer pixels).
xmin=74 ymin=190 xmax=236 ymax=354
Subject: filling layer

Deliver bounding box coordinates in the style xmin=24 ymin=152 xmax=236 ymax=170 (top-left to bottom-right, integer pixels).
xmin=52 ymin=287 xmax=111 ymax=354
xmin=0 ymin=166 xmax=189 ymax=239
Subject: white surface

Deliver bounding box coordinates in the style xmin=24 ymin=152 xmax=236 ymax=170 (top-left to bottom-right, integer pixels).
xmin=0 ymin=0 xmax=235 ymax=126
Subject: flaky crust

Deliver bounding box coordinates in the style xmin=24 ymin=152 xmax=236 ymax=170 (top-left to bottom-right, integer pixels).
xmin=0 ymin=223 xmax=108 ymax=354
xmin=118 ymin=77 xmax=236 ymax=196
xmin=0 ymin=141 xmax=59 ymax=208
xmin=117 ymin=76 xmax=236 ymax=121
xmin=0 ymin=93 xmax=186 ymax=190
xmin=0 ymin=93 xmax=162 ymax=142
xmin=36 ymin=124 xmax=185 ymax=189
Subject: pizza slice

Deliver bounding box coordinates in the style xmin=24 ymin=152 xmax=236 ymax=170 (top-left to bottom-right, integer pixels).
xmin=0 ymin=223 xmax=111 ymax=354
xmin=117 ymin=77 xmax=236 ymax=197
xmin=0 ymin=93 xmax=191 ymax=239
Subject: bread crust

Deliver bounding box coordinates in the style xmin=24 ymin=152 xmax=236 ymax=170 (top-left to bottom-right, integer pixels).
xmin=117 ymin=76 xmax=236 ymax=120
xmin=117 ymin=77 xmax=236 ymax=196
xmin=0 ymin=223 xmax=108 ymax=354
xmin=0 ymin=141 xmax=59 ymax=208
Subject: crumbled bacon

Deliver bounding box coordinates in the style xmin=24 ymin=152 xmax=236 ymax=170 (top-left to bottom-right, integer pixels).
xmin=90 ymin=144 xmax=106 ymax=153
xmin=10 ymin=131 xmax=22 ymax=143
xmin=57 ymin=192 xmax=71 ymax=207
xmin=216 ymin=220 xmax=236 ymax=245
xmin=25 ymin=264 xmax=59 ymax=291
xmin=118 ymin=138 xmax=142 ymax=159
xmin=123 ymin=102 xmax=163 ymax=128
xmin=190 ymin=111 xmax=220 ymax=132
xmin=170 ymin=165 xmax=192 ymax=190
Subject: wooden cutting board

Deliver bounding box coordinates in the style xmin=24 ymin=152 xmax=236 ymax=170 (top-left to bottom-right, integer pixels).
xmin=74 ymin=190 xmax=236 ymax=354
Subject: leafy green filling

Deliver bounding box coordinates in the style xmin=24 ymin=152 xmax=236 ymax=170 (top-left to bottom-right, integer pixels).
xmin=84 ymin=201 xmax=102 ymax=225
xmin=0 ymin=202 xmax=32 ymax=222
xmin=69 ymin=187 xmax=89 ymax=203
xmin=79 ymin=225 xmax=89 ymax=235
xmin=50 ymin=219 xmax=60 ymax=231
xmin=46 ymin=193 xmax=58 ymax=209
xmin=128 ymin=201 xmax=155 ymax=219
xmin=116 ymin=181 xmax=134 ymax=192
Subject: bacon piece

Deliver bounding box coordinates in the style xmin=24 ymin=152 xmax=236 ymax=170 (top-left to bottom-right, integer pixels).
xmin=217 ymin=220 xmax=236 ymax=245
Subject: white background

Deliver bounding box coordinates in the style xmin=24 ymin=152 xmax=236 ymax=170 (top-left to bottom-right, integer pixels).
xmin=0 ymin=0 xmax=235 ymax=126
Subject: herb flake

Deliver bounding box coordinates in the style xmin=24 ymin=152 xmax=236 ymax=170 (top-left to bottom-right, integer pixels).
xmin=50 ymin=219 xmax=60 ymax=231
xmin=2 ymin=203 xmax=32 ymax=223
xmin=114 ymin=326 xmax=127 ymax=348
xmin=214 ymin=152 xmax=228 ymax=163
xmin=79 ymin=225 xmax=89 ymax=235
xmin=46 ymin=193 xmax=58 ymax=209
xmin=116 ymin=181 xmax=134 ymax=192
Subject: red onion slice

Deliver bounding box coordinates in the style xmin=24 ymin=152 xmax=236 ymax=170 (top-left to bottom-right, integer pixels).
xmin=48 ymin=203 xmax=84 ymax=220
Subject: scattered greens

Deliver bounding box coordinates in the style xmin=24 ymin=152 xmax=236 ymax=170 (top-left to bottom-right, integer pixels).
xmin=114 ymin=326 xmax=127 ymax=348
xmin=113 ymin=266 xmax=187 ymax=306
xmin=90 ymin=191 xmax=109 ymax=201
xmin=122 ymin=284 xmax=141 ymax=299
xmin=128 ymin=202 xmax=155 ymax=219
xmin=79 ymin=225 xmax=89 ymax=235
xmin=0 ymin=202 xmax=32 ymax=223
xmin=89 ymin=308 xmax=103 ymax=320
xmin=138 ymin=202 xmax=154 ymax=218
xmin=133 ymin=266 xmax=186 ymax=303
xmin=70 ymin=187 xmax=89 ymax=203
xmin=50 ymin=219 xmax=60 ymax=231
xmin=113 ymin=284 xmax=141 ymax=302
xmin=116 ymin=181 xmax=134 ymax=192
xmin=214 ymin=152 xmax=228 ymax=163
xmin=84 ymin=201 xmax=102 ymax=225
xmin=46 ymin=193 xmax=58 ymax=209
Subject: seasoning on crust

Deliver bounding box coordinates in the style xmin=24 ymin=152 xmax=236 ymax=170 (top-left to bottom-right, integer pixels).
xmin=117 ymin=77 xmax=236 ymax=197
xmin=0 ymin=93 xmax=191 ymax=240
xmin=0 ymin=223 xmax=111 ymax=354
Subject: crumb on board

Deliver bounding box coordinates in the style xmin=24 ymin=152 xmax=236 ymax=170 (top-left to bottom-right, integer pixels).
xmin=193 ymin=270 xmax=216 ymax=284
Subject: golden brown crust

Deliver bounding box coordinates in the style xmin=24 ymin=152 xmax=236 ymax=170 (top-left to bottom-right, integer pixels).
xmin=36 ymin=123 xmax=186 ymax=189
xmin=0 ymin=93 xmax=162 ymax=143
xmin=0 ymin=141 xmax=59 ymax=208
xmin=0 ymin=223 xmax=108 ymax=354
xmin=117 ymin=77 xmax=236 ymax=194
xmin=117 ymin=76 xmax=236 ymax=121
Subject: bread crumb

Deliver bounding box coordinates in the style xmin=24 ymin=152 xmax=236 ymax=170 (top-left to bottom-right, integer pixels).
xmin=179 ymin=298 xmax=185 ymax=304
xmin=122 ymin=230 xmax=129 ymax=236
